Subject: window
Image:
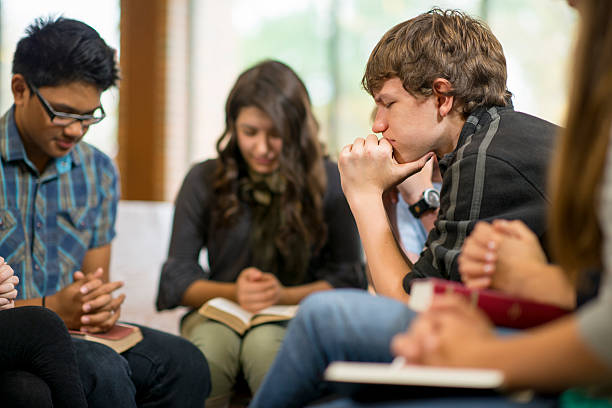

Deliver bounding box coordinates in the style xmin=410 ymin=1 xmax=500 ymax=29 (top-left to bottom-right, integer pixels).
xmin=186 ymin=0 xmax=576 ymax=166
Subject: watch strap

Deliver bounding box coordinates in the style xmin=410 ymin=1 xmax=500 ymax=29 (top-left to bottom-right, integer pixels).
xmin=409 ymin=197 xmax=431 ymax=218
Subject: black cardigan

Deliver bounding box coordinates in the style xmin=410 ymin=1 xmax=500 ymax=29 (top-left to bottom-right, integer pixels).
xmin=156 ymin=158 xmax=366 ymax=310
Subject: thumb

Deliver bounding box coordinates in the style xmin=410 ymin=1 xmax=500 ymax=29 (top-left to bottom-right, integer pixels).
xmin=394 ymin=153 xmax=435 ymax=181
xmin=246 ymin=268 xmax=263 ymax=281
xmin=93 ymin=267 xmax=105 ymax=279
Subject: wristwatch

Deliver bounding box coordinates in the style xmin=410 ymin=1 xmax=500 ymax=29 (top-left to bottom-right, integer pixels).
xmin=408 ymin=188 xmax=440 ymax=218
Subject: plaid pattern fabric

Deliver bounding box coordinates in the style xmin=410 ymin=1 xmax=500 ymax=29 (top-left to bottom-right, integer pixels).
xmin=0 ymin=107 xmax=118 ymax=299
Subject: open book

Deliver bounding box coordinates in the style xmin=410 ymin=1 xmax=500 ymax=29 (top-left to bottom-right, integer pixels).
xmin=324 ymin=361 xmax=504 ymax=389
xmin=409 ymin=278 xmax=571 ymax=329
xmin=198 ymin=297 xmax=298 ymax=335
xmin=69 ymin=323 xmax=143 ymax=354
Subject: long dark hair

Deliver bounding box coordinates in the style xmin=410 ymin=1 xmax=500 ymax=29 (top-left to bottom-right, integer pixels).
xmin=549 ymin=0 xmax=612 ymax=279
xmin=213 ymin=60 xmax=327 ymax=280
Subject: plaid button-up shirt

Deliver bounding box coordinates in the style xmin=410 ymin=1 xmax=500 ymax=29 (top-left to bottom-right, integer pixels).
xmin=0 ymin=106 xmax=118 ymax=299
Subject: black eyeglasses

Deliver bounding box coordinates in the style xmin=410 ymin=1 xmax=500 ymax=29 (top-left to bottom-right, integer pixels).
xmin=28 ymin=82 xmax=106 ymax=127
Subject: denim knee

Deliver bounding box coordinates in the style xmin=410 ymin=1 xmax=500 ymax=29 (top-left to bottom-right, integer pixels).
xmin=125 ymin=325 xmax=211 ymax=406
xmin=297 ymin=289 xmax=369 ymax=329
xmin=300 ymin=289 xmax=357 ymax=315
xmin=72 ymin=339 xmax=134 ymax=402
xmin=294 ymin=289 xmax=415 ymax=354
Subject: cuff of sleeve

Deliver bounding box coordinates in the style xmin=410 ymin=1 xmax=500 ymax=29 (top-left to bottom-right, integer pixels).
xmin=156 ymin=259 xmax=207 ymax=310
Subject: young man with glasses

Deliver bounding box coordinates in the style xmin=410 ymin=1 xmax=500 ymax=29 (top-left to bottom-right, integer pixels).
xmin=1 ymin=17 xmax=210 ymax=407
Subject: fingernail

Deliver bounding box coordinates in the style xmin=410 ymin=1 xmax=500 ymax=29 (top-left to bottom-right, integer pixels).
xmin=483 ymin=264 xmax=494 ymax=273
xmin=83 ymin=304 xmax=91 ymax=312
xmin=487 ymin=241 xmax=496 ymax=250
xmin=485 ymin=252 xmax=495 ymax=261
xmin=81 ymin=316 xmax=90 ymax=324
xmin=80 ymin=286 xmax=88 ymax=294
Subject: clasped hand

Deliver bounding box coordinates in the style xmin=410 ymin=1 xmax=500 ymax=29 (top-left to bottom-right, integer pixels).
xmin=0 ymin=257 xmax=19 ymax=310
xmin=236 ymin=267 xmax=283 ymax=313
xmin=51 ymin=268 xmax=125 ymax=333
xmin=458 ymin=219 xmax=547 ymax=291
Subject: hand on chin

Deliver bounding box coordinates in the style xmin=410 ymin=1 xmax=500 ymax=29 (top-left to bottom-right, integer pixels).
xmin=392 ymin=148 xmax=427 ymax=165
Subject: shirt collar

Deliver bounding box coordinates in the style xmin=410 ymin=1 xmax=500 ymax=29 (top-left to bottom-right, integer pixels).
xmin=0 ymin=106 xmax=81 ymax=177
xmin=438 ymin=103 xmax=514 ymax=175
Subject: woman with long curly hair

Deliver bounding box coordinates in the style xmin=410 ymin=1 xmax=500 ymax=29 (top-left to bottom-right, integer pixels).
xmin=156 ymin=60 xmax=365 ymax=405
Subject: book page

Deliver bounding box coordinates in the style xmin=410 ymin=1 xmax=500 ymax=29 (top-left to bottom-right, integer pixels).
xmin=324 ymin=362 xmax=504 ymax=389
xmin=255 ymin=305 xmax=298 ymax=318
xmin=69 ymin=325 xmax=143 ymax=354
xmin=408 ymin=280 xmax=434 ymax=312
xmin=68 ymin=323 xmax=138 ymax=340
xmin=207 ymin=298 xmax=253 ymax=325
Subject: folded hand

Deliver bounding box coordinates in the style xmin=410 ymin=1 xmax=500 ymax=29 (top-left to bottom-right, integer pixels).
xmin=236 ymin=267 xmax=283 ymax=313
xmin=0 ymin=258 xmax=18 ymax=310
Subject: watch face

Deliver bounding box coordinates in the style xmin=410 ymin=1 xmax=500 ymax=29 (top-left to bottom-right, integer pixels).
xmin=424 ymin=189 xmax=440 ymax=208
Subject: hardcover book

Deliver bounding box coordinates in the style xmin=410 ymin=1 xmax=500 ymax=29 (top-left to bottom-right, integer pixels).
xmin=69 ymin=323 xmax=143 ymax=354
xmin=198 ymin=297 xmax=298 ymax=335
xmin=409 ymin=278 xmax=571 ymax=329
xmin=324 ymin=361 xmax=504 ymax=389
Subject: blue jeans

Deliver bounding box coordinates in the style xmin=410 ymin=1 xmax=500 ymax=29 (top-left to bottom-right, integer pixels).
xmin=73 ymin=324 xmax=210 ymax=407
xmin=249 ymin=290 xmax=557 ymax=408
xmin=311 ymin=396 xmax=557 ymax=407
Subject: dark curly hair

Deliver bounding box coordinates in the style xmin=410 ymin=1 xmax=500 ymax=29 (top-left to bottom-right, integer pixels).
xmin=213 ymin=60 xmax=327 ymax=280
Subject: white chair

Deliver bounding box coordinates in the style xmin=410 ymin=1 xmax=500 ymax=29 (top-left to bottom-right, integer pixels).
xmin=109 ymin=200 xmax=187 ymax=335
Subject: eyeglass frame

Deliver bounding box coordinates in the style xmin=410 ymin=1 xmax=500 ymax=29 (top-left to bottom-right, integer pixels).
xmin=27 ymin=82 xmax=106 ymax=127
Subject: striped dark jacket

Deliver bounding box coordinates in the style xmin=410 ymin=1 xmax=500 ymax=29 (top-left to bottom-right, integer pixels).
xmin=404 ymin=105 xmax=558 ymax=292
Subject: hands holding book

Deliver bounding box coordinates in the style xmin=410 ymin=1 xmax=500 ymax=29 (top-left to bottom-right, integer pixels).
xmin=0 ymin=257 xmax=18 ymax=310
xmin=391 ymin=219 xmax=575 ymax=371
xmin=47 ymin=268 xmax=125 ymax=332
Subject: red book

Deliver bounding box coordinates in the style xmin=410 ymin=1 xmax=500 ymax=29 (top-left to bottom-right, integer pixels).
xmin=69 ymin=323 xmax=143 ymax=353
xmin=409 ymin=278 xmax=571 ymax=329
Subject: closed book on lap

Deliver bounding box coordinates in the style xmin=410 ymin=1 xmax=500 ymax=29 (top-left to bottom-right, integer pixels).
xmin=324 ymin=362 xmax=504 ymax=401
xmin=69 ymin=323 xmax=143 ymax=354
xmin=198 ymin=297 xmax=298 ymax=335
xmin=409 ymin=278 xmax=571 ymax=329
